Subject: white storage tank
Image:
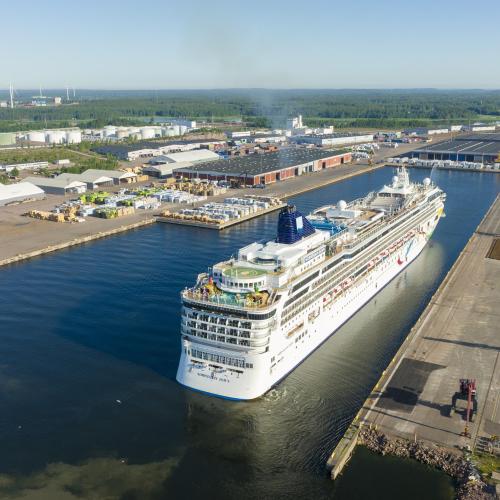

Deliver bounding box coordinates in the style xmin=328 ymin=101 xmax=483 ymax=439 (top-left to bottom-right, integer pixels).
xmin=27 ymin=131 xmax=47 ymax=143
xmin=66 ymin=130 xmax=82 ymax=144
xmin=116 ymin=129 xmax=129 ymax=139
xmin=164 ymin=128 xmax=176 ymax=137
xmin=140 ymin=127 xmax=155 ymax=139
xmin=178 ymin=125 xmax=188 ymax=135
xmin=104 ymin=126 xmax=116 ymax=137
xmin=46 ymin=130 xmax=66 ymax=144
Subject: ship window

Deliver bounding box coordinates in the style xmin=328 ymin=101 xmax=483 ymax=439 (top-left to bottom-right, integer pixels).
xmin=291 ymin=271 xmax=320 ymax=293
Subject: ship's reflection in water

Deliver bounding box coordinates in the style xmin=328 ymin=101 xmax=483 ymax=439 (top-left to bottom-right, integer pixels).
xmin=0 ymin=168 xmax=496 ymax=499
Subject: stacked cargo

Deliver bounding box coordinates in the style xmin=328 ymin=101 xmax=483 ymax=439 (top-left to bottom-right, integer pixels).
xmin=94 ymin=206 xmax=135 ymax=219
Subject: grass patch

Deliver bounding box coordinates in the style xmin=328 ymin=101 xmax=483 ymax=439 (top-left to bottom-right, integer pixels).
xmin=471 ymin=452 xmax=500 ymax=481
xmin=0 ymin=146 xmax=119 ymax=174
xmin=0 ymin=146 xmax=95 ymax=165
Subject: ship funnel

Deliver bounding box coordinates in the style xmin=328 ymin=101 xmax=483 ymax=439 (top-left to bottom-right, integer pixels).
xmin=276 ymin=205 xmax=315 ymax=244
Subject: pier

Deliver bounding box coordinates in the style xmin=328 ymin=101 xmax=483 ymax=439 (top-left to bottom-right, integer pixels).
xmin=0 ymin=162 xmax=386 ymax=267
xmin=328 ymin=194 xmax=500 ymax=479
xmin=156 ymin=201 xmax=286 ymax=230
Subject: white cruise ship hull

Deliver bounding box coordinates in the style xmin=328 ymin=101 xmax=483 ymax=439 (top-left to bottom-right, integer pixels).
xmin=176 ymin=219 xmax=437 ymax=400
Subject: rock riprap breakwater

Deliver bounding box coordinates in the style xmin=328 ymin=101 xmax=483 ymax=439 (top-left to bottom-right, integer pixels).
xmin=358 ymin=427 xmax=494 ymax=500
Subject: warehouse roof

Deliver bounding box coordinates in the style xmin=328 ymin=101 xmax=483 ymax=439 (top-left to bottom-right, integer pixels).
xmin=231 ymin=133 xmax=286 ymax=140
xmin=176 ymin=148 xmax=348 ymax=176
xmin=1 ymin=181 xmax=45 ymax=201
xmin=143 ymin=164 xmax=188 ymax=176
xmin=295 ymin=133 xmax=374 ymax=139
xmin=23 ymin=176 xmax=87 ymax=189
xmin=93 ymin=139 xmax=226 ymax=157
xmin=56 ymin=172 xmax=113 ymax=184
xmin=160 ymin=149 xmax=220 ymax=163
xmin=413 ymin=133 xmax=500 ymax=156
xmin=71 ymin=169 xmax=137 ymax=182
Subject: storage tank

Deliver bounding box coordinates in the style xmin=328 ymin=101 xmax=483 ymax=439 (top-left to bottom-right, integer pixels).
xmin=66 ymin=130 xmax=82 ymax=144
xmin=46 ymin=130 xmax=65 ymax=144
xmin=140 ymin=127 xmax=155 ymax=140
xmin=0 ymin=132 xmax=17 ymax=146
xmin=27 ymin=131 xmax=47 ymax=143
xmin=164 ymin=127 xmax=176 ymax=137
xmin=116 ymin=129 xmax=129 ymax=139
xmin=104 ymin=126 xmax=116 ymax=137
xmin=178 ymin=125 xmax=188 ymax=135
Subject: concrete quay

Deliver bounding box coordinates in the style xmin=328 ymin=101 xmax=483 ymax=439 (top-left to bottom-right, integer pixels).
xmin=156 ymin=202 xmax=286 ymax=230
xmin=328 ymin=194 xmax=500 ymax=479
xmin=0 ymin=139 xmax=426 ymax=266
xmin=0 ymin=162 xmax=384 ymax=267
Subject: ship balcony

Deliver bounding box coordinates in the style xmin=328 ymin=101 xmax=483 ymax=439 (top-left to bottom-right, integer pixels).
xmin=180 ymin=319 xmax=271 ymax=341
xmin=181 ymin=326 xmax=270 ymax=351
xmin=181 ymin=308 xmax=276 ymax=330
xmin=182 ymin=287 xmax=277 ymax=312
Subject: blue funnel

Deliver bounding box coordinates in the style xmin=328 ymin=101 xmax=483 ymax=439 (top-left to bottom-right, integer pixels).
xmin=277 ymin=205 xmax=315 ymax=244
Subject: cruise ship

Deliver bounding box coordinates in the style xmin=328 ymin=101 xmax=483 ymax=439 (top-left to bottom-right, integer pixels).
xmin=176 ymin=167 xmax=446 ymax=399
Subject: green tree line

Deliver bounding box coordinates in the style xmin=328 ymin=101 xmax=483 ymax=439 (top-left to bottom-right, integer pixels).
xmin=1 ymin=90 xmax=499 ymax=133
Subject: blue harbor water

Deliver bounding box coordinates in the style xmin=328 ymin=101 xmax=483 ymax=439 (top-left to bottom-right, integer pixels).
xmin=0 ymin=168 xmax=498 ymax=499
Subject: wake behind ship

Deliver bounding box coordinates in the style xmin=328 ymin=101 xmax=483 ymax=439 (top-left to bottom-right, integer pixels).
xmin=176 ymin=167 xmax=445 ymax=400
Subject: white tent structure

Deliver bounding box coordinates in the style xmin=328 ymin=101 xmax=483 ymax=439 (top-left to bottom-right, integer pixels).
xmin=159 ymin=150 xmax=220 ymax=164
xmin=24 ymin=176 xmax=87 ymax=195
xmin=57 ymin=172 xmax=114 ymax=190
xmin=77 ymin=169 xmax=137 ymax=185
xmin=0 ymin=182 xmax=45 ymax=206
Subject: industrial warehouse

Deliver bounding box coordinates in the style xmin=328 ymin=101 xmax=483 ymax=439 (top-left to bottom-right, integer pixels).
xmin=406 ymin=133 xmax=500 ymax=164
xmin=289 ymin=132 xmax=374 ymax=147
xmin=176 ymin=148 xmax=352 ymax=185
xmin=0 ymin=182 xmax=45 ymax=206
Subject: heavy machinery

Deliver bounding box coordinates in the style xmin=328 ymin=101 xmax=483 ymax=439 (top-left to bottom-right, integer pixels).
xmin=450 ymin=379 xmax=478 ymax=437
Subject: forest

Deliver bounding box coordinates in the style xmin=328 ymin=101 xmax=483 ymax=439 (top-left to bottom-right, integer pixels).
xmin=1 ymin=89 xmax=499 ymax=132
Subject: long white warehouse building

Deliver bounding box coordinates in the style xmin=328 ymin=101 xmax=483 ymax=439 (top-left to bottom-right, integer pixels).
xmin=0 ymin=182 xmax=45 ymax=206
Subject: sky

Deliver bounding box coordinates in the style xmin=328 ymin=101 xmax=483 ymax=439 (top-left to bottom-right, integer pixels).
xmin=3 ymin=0 xmax=500 ymax=89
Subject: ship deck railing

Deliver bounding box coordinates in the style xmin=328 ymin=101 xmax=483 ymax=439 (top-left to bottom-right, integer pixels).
xmin=183 ymin=289 xmax=273 ymax=311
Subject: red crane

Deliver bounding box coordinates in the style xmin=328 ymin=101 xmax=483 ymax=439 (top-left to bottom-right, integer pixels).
xmin=459 ymin=379 xmax=477 ymax=438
